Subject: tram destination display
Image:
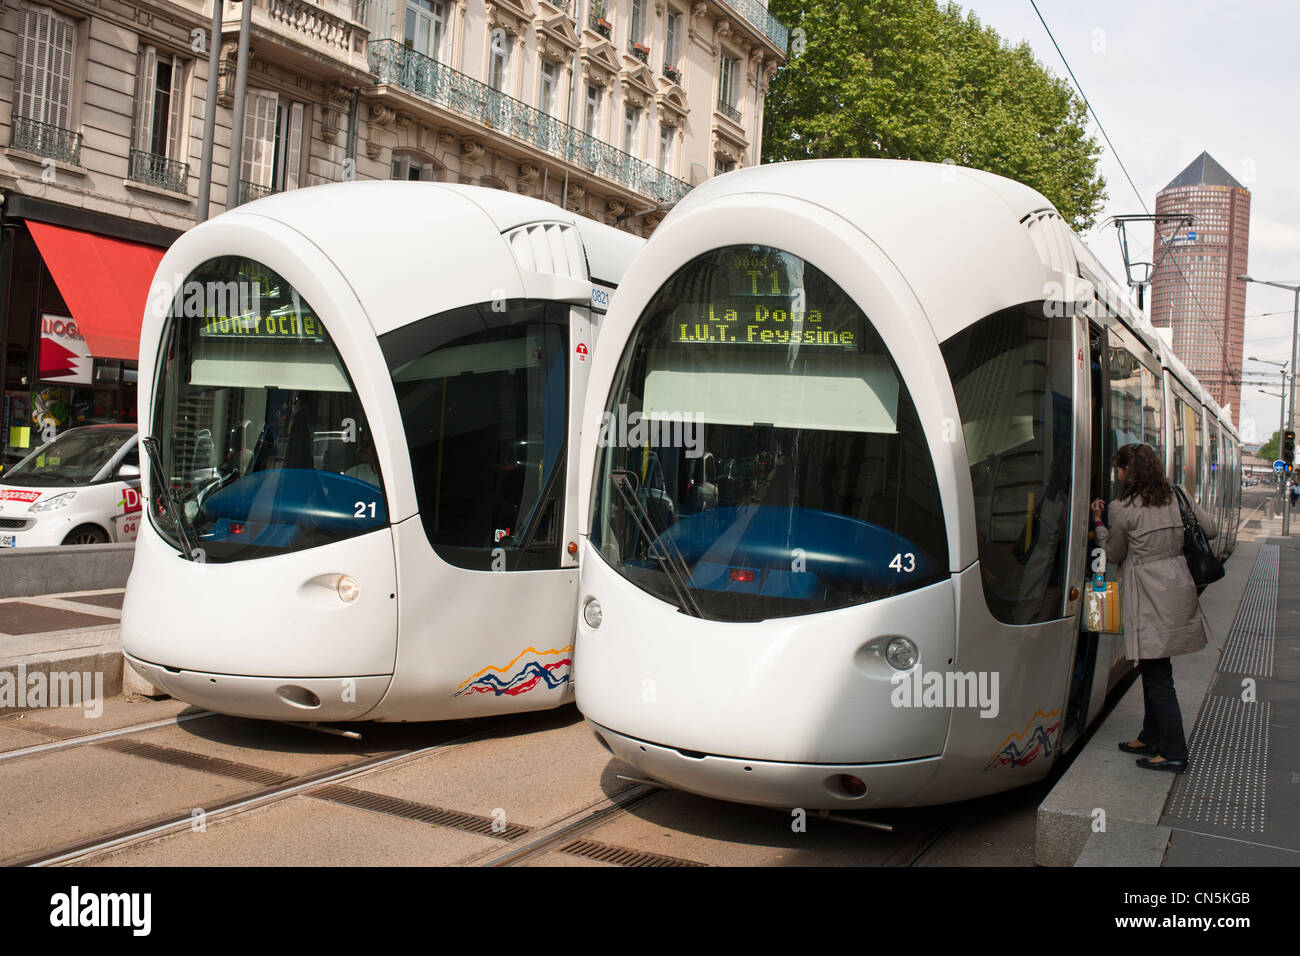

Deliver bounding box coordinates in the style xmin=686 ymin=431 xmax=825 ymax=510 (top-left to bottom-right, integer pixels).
xmin=668 ymin=249 xmax=864 ymax=350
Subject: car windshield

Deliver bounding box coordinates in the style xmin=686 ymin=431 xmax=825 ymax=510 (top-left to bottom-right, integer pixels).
xmin=590 ymin=245 xmax=948 ymax=622
xmin=2 ymin=429 xmax=132 ymax=485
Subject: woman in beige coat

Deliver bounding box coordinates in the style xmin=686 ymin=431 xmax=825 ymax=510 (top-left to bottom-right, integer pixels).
xmin=1090 ymin=442 xmax=1217 ymax=774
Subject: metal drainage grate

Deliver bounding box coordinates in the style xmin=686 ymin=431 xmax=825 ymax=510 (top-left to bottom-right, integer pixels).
xmin=313 ymin=785 xmax=532 ymax=841
xmin=97 ymin=739 xmax=293 ymax=786
xmin=559 ymin=838 xmax=707 ymax=867
xmin=1219 ymin=544 xmax=1278 ymax=677
xmin=1165 ymin=694 xmax=1270 ymax=833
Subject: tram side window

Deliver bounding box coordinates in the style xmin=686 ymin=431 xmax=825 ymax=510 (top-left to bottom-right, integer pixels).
xmin=382 ymin=301 xmax=569 ymax=571
xmin=1192 ymin=407 xmax=1205 ymax=504
xmin=1172 ymin=395 xmax=1187 ymax=488
xmin=1140 ymin=366 xmax=1164 ymax=462
xmin=1107 ymin=334 xmax=1143 ymax=451
xmin=940 ymin=302 xmax=1074 ymax=626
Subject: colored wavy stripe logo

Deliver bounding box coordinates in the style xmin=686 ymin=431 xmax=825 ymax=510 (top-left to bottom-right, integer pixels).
xmin=452 ymin=645 xmax=573 ymax=698
xmin=984 ymin=709 xmax=1062 ymax=770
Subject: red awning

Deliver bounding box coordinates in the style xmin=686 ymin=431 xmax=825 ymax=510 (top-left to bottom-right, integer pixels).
xmin=27 ymin=221 xmax=167 ymax=361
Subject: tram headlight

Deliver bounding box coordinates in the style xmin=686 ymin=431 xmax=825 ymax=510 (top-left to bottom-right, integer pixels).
xmin=885 ymin=637 xmax=918 ymax=671
xmin=583 ymin=598 xmax=603 ymax=629
xmin=336 ymin=575 xmax=361 ymax=603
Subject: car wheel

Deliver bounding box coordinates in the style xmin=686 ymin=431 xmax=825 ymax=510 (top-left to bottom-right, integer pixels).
xmin=63 ymin=525 xmax=108 ymax=546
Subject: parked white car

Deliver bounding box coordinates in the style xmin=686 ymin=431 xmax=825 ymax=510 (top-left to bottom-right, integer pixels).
xmin=0 ymin=425 xmax=142 ymax=548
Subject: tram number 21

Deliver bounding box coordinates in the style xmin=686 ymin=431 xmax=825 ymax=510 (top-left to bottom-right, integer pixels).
xmin=354 ymin=501 xmax=376 ymax=518
xmin=889 ymin=553 xmax=916 ymax=573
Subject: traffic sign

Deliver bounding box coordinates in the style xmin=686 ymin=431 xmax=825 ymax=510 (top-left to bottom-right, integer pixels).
xmin=1275 ymin=460 xmax=1287 ymax=473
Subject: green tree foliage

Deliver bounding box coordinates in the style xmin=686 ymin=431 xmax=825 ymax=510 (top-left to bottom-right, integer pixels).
xmin=1258 ymin=429 xmax=1281 ymax=462
xmin=764 ymin=0 xmax=1107 ymax=229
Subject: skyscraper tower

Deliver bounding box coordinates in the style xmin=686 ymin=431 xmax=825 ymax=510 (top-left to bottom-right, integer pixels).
xmin=1149 ymin=151 xmax=1251 ymax=424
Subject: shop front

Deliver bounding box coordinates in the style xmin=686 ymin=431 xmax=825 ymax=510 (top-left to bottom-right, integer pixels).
xmin=0 ymin=201 xmax=175 ymax=473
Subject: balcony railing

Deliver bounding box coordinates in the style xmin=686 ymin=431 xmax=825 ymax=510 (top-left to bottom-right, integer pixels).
xmin=10 ymin=115 xmax=82 ymax=165
xmin=129 ymin=149 xmax=190 ymax=193
xmin=719 ymin=0 xmax=788 ymax=52
xmin=369 ymin=39 xmax=691 ymax=204
xmin=717 ymin=98 xmax=742 ymax=124
xmin=237 ymin=179 xmax=277 ymax=205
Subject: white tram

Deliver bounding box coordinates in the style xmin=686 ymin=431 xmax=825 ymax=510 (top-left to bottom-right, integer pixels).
xmin=575 ymin=160 xmax=1241 ymax=809
xmin=123 ymin=183 xmax=642 ymax=722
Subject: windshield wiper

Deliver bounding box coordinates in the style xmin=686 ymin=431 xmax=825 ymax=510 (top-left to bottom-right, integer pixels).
xmin=141 ymin=436 xmax=201 ymax=561
xmin=609 ymin=468 xmax=703 ymax=618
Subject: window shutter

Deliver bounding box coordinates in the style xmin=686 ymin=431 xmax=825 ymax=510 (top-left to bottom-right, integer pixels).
xmin=133 ymin=45 xmax=157 ymax=154
xmin=418 ymin=161 xmax=436 ymax=182
xmin=242 ymin=90 xmax=278 ymax=187
xmin=16 ymin=6 xmax=76 ymax=128
xmin=284 ymin=102 xmax=304 ymax=189
xmin=168 ymin=55 xmax=186 ymax=160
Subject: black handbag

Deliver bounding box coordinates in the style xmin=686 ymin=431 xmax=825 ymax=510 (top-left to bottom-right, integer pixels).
xmin=1173 ymin=486 xmax=1225 ymax=589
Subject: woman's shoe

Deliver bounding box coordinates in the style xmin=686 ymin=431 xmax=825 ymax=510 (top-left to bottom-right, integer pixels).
xmin=1136 ymin=757 xmax=1188 ymax=773
xmin=1118 ymin=740 xmax=1158 ymax=756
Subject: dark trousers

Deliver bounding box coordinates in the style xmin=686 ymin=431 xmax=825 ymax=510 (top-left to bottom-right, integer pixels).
xmin=1138 ymin=657 xmax=1188 ymax=761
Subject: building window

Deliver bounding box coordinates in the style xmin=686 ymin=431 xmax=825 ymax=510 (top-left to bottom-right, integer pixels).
xmin=629 ymin=0 xmax=647 ymax=44
xmin=488 ymin=32 xmax=511 ymax=92
xmin=392 ymin=150 xmax=438 ymax=181
xmin=664 ymin=10 xmax=682 ymax=70
xmin=130 ymin=46 xmax=188 ymax=190
xmin=658 ymin=123 xmax=673 ymax=172
xmin=718 ymin=54 xmax=740 ymax=112
xmin=623 ymin=105 xmax=640 ymax=155
xmin=13 ymin=3 xmax=78 ymax=159
xmin=240 ymin=91 xmax=304 ymax=203
xmin=405 ymin=0 xmax=447 ymax=61
xmin=584 ymin=84 xmax=601 ymax=137
xmin=539 ymin=59 xmax=558 ymax=115
xmin=714 ymin=156 xmax=735 ymax=177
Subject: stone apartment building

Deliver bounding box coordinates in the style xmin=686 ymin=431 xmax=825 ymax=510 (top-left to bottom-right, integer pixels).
xmin=0 ymin=0 xmax=788 ymax=466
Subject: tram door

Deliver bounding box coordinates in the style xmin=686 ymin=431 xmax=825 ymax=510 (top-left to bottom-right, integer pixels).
xmin=1062 ymin=322 xmax=1113 ymax=746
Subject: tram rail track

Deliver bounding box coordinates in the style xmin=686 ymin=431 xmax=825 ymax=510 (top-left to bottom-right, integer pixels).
xmin=5 ymin=715 xmax=535 ymax=867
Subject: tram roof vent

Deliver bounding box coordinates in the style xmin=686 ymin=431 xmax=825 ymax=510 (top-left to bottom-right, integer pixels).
xmin=1021 ymin=209 xmax=1078 ymax=277
xmin=505 ymin=222 xmax=589 ymax=283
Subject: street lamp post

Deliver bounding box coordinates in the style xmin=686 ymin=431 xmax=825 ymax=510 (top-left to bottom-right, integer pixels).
xmin=1249 ymin=356 xmax=1288 ymax=516
xmin=1239 ymin=275 xmax=1300 ymax=535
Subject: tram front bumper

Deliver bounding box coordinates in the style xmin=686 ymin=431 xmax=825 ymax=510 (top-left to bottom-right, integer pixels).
xmin=589 ymin=720 xmax=942 ymax=810
xmin=125 ymin=654 xmax=391 ymax=722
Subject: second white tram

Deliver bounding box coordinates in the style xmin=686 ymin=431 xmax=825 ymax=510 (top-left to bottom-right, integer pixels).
xmin=123 ymin=183 xmax=642 ymax=722
xmin=575 ymin=160 xmax=1240 ymax=809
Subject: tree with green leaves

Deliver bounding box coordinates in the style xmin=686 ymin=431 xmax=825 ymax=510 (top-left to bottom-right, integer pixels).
xmin=764 ymin=0 xmax=1107 ymax=229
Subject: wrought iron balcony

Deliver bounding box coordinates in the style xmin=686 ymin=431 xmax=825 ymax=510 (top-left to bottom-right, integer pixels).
xmin=717 ymin=98 xmax=742 ymax=124
xmin=129 ymin=150 xmax=190 ymax=193
xmin=237 ymin=179 xmax=277 ymax=205
xmin=368 ymin=39 xmax=691 ymax=204
xmin=719 ymin=0 xmax=789 ymax=52
xmin=10 ymin=115 xmax=82 ymax=165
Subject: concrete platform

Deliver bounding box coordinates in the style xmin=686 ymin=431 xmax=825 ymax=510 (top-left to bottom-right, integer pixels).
xmin=0 ymin=589 xmax=162 ymax=715
xmin=1037 ymin=510 xmax=1298 ymax=866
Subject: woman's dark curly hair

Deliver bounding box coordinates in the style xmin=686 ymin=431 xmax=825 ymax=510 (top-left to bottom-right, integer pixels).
xmin=1113 ymin=442 xmax=1173 ymax=507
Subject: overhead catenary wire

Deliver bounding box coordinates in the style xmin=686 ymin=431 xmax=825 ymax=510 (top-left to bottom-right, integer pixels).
xmin=1027 ymin=0 xmax=1241 ymax=388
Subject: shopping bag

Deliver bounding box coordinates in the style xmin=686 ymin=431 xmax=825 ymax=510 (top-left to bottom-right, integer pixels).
xmin=1084 ymin=580 xmax=1122 ymax=634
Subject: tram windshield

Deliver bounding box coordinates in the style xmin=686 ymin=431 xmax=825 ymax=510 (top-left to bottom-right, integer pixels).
xmin=149 ymin=256 xmax=386 ymax=562
xmin=591 ymin=245 xmax=947 ymax=622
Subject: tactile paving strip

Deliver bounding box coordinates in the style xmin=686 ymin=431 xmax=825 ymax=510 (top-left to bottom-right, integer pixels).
xmin=1164 ymin=694 xmax=1269 ymax=833
xmin=1219 ymin=544 xmax=1278 ymax=676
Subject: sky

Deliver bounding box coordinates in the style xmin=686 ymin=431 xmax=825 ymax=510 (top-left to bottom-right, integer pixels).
xmin=963 ymin=0 xmax=1300 ymax=445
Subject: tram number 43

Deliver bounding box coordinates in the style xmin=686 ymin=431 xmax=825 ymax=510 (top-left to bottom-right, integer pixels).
xmin=354 ymin=501 xmax=376 ymax=518
xmin=889 ymin=553 xmax=916 ymax=573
